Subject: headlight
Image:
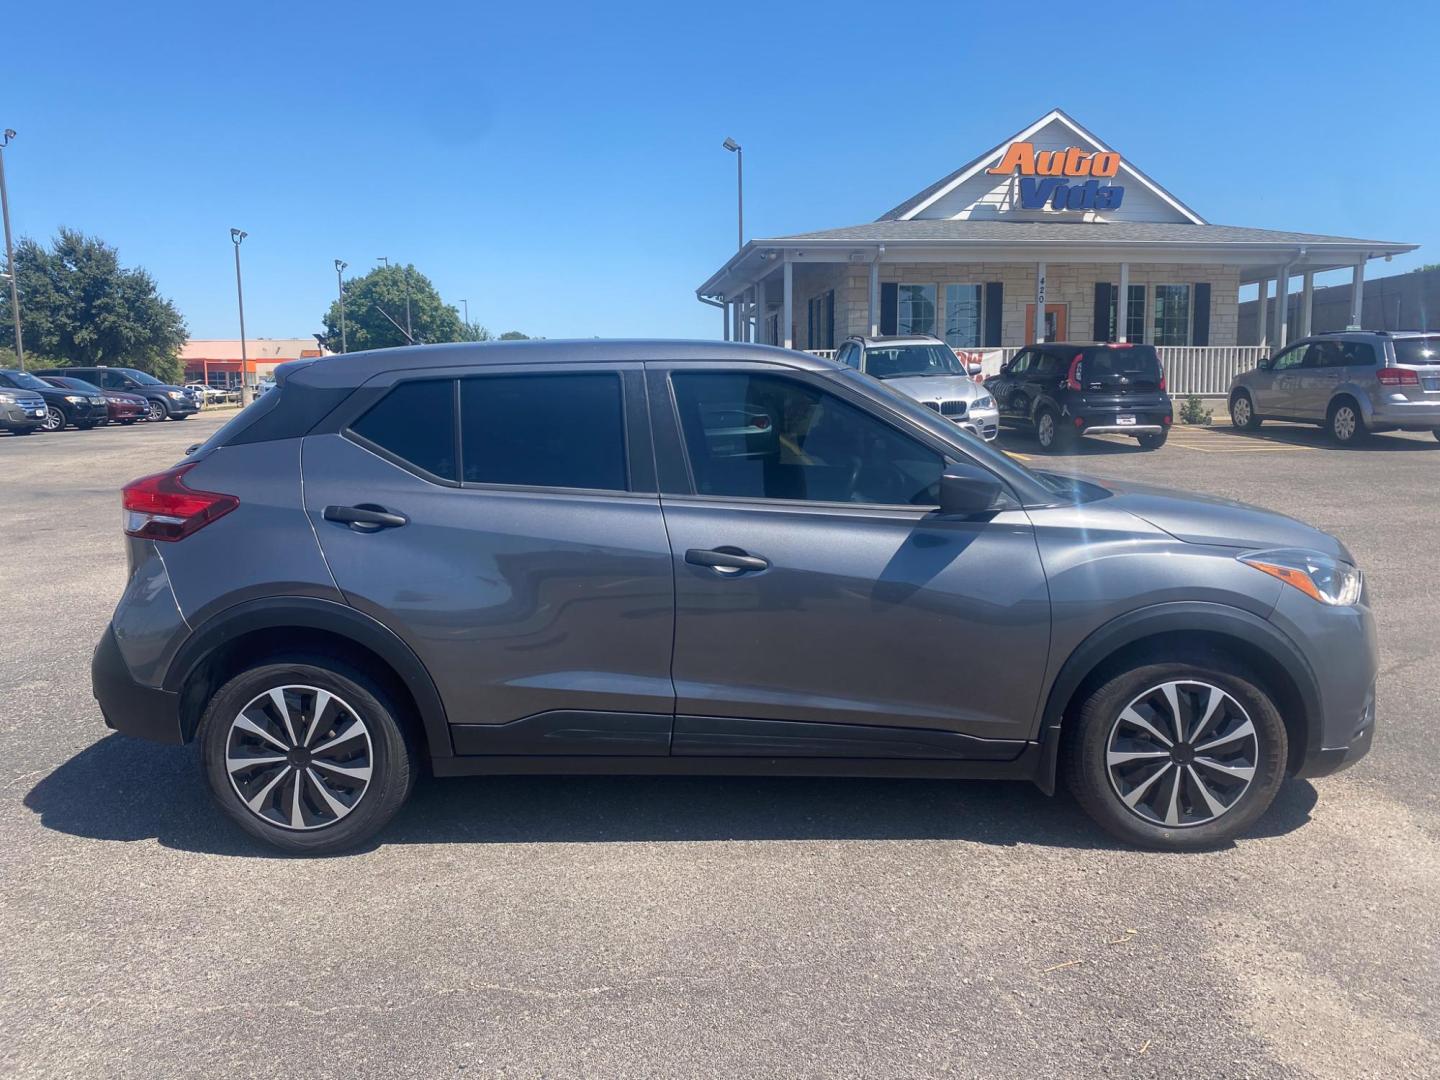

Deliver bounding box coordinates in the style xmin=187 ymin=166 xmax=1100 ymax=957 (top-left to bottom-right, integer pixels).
xmin=0 ymin=392 xmax=14 ymax=404
xmin=972 ymin=395 xmax=994 ymax=410
xmin=167 ymin=390 xmax=185 ymax=399
xmin=1240 ymin=548 xmax=1362 ymax=606
xmin=64 ymin=394 xmax=85 ymax=403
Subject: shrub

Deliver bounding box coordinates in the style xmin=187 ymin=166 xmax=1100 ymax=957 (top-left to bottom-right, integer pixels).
xmin=1180 ymin=394 xmax=1212 ymax=425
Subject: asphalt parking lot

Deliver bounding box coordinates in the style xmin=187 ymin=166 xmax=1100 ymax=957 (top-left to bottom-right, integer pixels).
xmin=2 ymin=413 xmax=1437 ymax=1079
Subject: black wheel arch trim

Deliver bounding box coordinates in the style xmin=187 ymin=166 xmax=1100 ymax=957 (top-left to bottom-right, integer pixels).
xmin=163 ymin=596 xmax=453 ymax=757
xmin=1032 ymin=601 xmax=1321 ymax=794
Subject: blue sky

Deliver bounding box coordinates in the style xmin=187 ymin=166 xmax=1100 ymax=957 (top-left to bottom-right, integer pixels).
xmin=7 ymin=0 xmax=1438 ymax=341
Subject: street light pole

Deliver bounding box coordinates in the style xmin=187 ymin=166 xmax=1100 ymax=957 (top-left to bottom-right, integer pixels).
xmin=722 ymin=137 xmax=743 ymax=253
xmin=231 ymin=229 xmax=251 ymax=406
xmin=402 ymin=265 xmax=413 ymax=341
xmin=334 ymin=259 xmax=348 ymax=353
xmin=0 ymin=129 xmax=23 ymax=369
xmin=460 ymin=299 xmax=469 ymax=327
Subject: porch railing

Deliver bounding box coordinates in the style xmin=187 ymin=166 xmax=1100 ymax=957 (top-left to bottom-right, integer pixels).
xmin=804 ymin=345 xmax=1265 ymax=396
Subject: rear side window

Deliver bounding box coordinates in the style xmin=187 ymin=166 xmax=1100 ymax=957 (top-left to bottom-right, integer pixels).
xmin=349 ymin=379 xmax=458 ymax=481
xmin=460 ymin=373 xmax=627 ymax=491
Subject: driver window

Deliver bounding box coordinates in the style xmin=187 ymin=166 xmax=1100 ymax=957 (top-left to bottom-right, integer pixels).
xmin=1272 ymin=344 xmax=1306 ymax=371
xmin=670 ymin=371 xmax=944 ymax=506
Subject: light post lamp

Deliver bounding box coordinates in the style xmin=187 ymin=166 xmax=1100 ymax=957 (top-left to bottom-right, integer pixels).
xmin=0 ymin=129 xmax=23 ymax=369
xmin=722 ymin=137 xmax=743 ymax=253
xmin=334 ymin=259 xmax=348 ymax=353
xmin=460 ymin=298 xmax=469 ymax=328
xmin=230 ymin=228 xmax=251 ymax=405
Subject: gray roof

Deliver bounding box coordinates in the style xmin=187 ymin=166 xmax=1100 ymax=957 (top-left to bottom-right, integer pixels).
xmin=770 ymin=219 xmax=1414 ymax=248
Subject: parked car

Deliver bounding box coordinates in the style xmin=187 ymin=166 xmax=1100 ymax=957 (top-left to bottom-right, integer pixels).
xmin=0 ymin=373 xmax=48 ymax=434
xmin=93 ymin=340 xmax=1375 ymax=854
xmin=0 ymin=368 xmax=108 ymax=431
xmin=986 ymin=342 xmax=1174 ymax=451
xmin=835 ymin=335 xmax=998 ymax=441
xmin=186 ymin=383 xmax=231 ymax=404
xmin=42 ymin=375 xmax=148 ymax=425
xmin=34 ymin=365 xmax=198 ymax=423
xmin=1228 ymin=331 xmax=1440 ymax=445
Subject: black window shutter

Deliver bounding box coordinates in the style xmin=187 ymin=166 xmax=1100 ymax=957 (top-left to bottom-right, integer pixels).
xmin=806 ymin=297 xmax=814 ymax=349
xmin=984 ymin=282 xmax=1003 ymax=346
xmin=1094 ymin=282 xmax=1113 ymax=342
xmin=1192 ymin=283 xmax=1211 ymax=346
xmin=826 ymin=290 xmax=835 ymax=349
xmin=880 ymin=283 xmax=898 ymax=335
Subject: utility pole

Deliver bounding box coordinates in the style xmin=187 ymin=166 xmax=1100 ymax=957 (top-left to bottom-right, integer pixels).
xmin=402 ymin=264 xmax=413 ymax=341
xmin=722 ymin=137 xmax=744 ymax=252
xmin=334 ymin=259 xmax=348 ymax=352
xmin=231 ymin=229 xmax=251 ymax=405
xmin=0 ymin=129 xmax=23 ymax=368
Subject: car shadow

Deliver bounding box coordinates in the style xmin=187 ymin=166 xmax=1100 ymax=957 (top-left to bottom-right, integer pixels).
xmin=1204 ymin=423 xmax=1440 ymax=450
xmin=25 ymin=733 xmax=1319 ymax=858
xmin=997 ymin=431 xmax=1152 ymax=458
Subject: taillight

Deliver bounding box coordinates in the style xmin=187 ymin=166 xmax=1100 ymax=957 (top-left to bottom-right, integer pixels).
xmin=1376 ymin=367 xmax=1420 ymax=386
xmin=122 ymin=463 xmax=238 ymax=542
xmin=1066 ymin=353 xmax=1083 ymax=391
xmin=1158 ymin=365 xmax=1167 ymax=392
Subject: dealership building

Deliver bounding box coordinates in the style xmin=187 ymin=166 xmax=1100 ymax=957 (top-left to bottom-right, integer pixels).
xmin=697 ymin=109 xmax=1417 ymax=392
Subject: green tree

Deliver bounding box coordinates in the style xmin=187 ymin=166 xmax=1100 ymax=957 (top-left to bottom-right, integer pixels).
xmin=498 ymin=330 xmax=532 ymax=340
xmin=0 ymin=228 xmax=187 ymax=381
xmin=319 ymin=264 xmax=463 ymax=352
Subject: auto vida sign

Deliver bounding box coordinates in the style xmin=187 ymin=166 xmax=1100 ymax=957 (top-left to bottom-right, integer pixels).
xmin=986 ymin=141 xmax=1125 ymax=212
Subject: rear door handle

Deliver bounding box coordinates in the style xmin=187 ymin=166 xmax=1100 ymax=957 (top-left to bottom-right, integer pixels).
xmin=323 ymin=504 xmax=408 ymax=531
xmin=685 ymin=547 xmax=769 ymax=574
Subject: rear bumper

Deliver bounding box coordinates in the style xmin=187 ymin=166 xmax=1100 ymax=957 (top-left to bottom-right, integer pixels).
xmin=92 ymin=624 xmax=184 ymax=745
xmin=1367 ymin=396 xmax=1440 ymax=429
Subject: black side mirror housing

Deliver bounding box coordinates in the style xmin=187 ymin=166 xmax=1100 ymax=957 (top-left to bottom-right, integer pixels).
xmin=938 ymin=463 xmax=1006 ymax=516
xmin=998 ymin=361 xmax=1011 ymax=375
xmin=1257 ymin=357 xmax=1271 ymax=371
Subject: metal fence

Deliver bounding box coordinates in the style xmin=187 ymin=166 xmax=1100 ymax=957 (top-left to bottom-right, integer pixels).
xmin=804 ymin=345 xmax=1264 ymax=396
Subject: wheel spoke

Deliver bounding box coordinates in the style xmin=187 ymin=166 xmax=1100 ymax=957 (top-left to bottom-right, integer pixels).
xmin=305 ymin=767 xmax=352 ymax=820
xmin=1118 ymin=707 xmax=1172 ymax=748
xmin=234 ymin=714 xmax=289 ymax=752
xmin=1161 ymin=683 xmax=1186 ymax=745
xmin=1122 ymin=762 xmax=1173 ymax=809
xmin=1194 ymin=719 xmax=1255 ymax=754
xmin=1187 ymin=765 xmax=1228 ymax=818
xmin=1164 ymin=766 xmax=1184 ymax=826
xmin=1191 ymin=685 xmax=1225 ymax=743
xmin=311 ymin=718 xmax=366 ymax=756
xmin=1107 ymin=749 xmax=1170 ymax=766
xmin=246 ymin=766 xmax=291 ymax=813
xmin=226 ymin=752 xmax=286 ymax=774
xmin=311 ymin=758 xmax=372 ymax=783
xmin=1194 ymin=756 xmax=1255 ymax=782
xmin=302 ymin=689 xmax=332 ymax=748
xmin=289 ymin=768 xmax=304 ymax=829
xmin=269 ymin=688 xmax=299 ymax=745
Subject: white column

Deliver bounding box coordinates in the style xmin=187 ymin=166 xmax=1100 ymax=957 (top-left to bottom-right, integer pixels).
xmin=1255 ymin=277 xmax=1269 ymax=347
xmin=1300 ymin=271 xmax=1315 ymax=338
xmin=868 ymin=257 xmax=880 ymax=336
xmin=755 ymin=277 xmax=768 ymax=345
xmin=1349 ymin=261 xmax=1365 ymax=329
xmin=782 ymin=258 xmax=794 ymax=350
xmin=1034 ymin=262 xmax=1047 ymax=343
xmin=1275 ymin=265 xmax=1292 ymax=349
xmin=1117 ymin=263 xmax=1130 ymax=342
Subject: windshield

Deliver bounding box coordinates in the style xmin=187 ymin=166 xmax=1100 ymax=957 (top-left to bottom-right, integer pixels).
xmin=1393 ymin=338 xmax=1440 ymax=366
xmin=122 ymin=368 xmax=166 ymax=385
xmin=7 ymin=371 xmax=50 ymax=391
xmin=865 ymin=344 xmax=965 ymax=379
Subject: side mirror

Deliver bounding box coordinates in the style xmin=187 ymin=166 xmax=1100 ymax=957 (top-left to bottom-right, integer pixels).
xmin=1257 ymin=357 xmax=1271 ymax=371
xmin=998 ymin=361 xmax=1011 ymax=376
xmin=938 ymin=463 xmax=1005 ymax=516
xmin=966 ymin=361 xmax=983 ymax=377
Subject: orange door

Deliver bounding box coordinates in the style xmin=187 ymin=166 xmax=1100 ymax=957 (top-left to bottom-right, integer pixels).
xmin=1023 ymin=304 xmax=1068 ymax=343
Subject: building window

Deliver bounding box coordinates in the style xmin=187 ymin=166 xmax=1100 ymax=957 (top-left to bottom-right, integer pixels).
xmin=1153 ymin=285 xmax=1191 ymax=346
xmin=1106 ymin=284 xmax=1148 ymax=343
xmin=944 ymin=284 xmax=983 ymax=349
xmin=807 ymin=290 xmax=835 ymax=350
xmin=897 ymin=284 xmax=937 ymax=336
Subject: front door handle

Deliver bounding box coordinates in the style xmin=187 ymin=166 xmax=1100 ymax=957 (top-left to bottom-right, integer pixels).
xmin=323 ymin=504 xmax=408 ymax=531
xmin=685 ymin=547 xmax=769 ymax=574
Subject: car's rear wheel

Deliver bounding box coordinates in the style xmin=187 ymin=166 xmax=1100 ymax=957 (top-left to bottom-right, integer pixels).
xmin=1062 ymin=658 xmax=1288 ymax=850
xmin=1036 ymin=408 xmax=1072 ymax=452
xmin=198 ymin=660 xmax=417 ymax=854
xmin=1328 ymin=398 xmax=1367 ymax=445
xmin=147 ymin=399 xmax=168 ymax=423
xmin=1230 ymin=392 xmax=1261 ymax=430
xmin=42 ymin=407 xmax=66 ymax=432
xmin=1137 ymin=431 xmax=1168 ymax=450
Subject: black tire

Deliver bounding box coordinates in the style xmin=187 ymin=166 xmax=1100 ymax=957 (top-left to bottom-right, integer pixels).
xmin=1327 ymin=397 xmax=1367 ymax=445
xmin=77 ymin=422 xmax=96 ymax=430
xmin=147 ymin=398 xmax=168 ymax=423
xmin=1137 ymin=431 xmax=1168 ymax=450
xmin=120 ymin=419 xmax=136 ymax=426
xmin=1062 ymin=656 xmax=1288 ymax=851
xmin=42 ymin=406 xmax=66 ymax=432
xmin=1230 ymin=391 xmax=1261 ymax=430
xmin=197 ymin=659 xmax=418 ymax=855
xmin=12 ymin=427 xmax=36 ymax=435
xmin=173 ymin=413 xmax=191 ymax=420
xmin=1432 ymin=429 xmax=1440 ymax=443
xmin=1035 ymin=407 xmax=1072 ymax=452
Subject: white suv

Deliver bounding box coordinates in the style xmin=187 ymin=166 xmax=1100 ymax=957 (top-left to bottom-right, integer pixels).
xmin=835 ymin=335 xmax=1000 ymax=441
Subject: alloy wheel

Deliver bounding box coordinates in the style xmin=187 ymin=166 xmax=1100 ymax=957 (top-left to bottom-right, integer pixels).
xmin=1105 ymin=680 xmax=1258 ymax=828
xmin=1232 ymin=396 xmax=1251 ymax=427
xmin=43 ymin=407 xmax=64 ymax=432
xmin=147 ymin=400 xmax=166 ymax=422
xmin=225 ymin=684 xmax=374 ymax=831
xmin=1037 ymin=412 xmax=1055 ymax=447
xmin=1333 ymin=405 xmax=1357 ymax=442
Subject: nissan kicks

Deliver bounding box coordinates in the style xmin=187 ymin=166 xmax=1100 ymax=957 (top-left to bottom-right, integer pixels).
xmin=93 ymin=341 xmax=1375 ymax=854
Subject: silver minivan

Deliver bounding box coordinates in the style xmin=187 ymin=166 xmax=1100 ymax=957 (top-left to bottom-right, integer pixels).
xmin=1228 ymin=331 xmax=1440 ymax=444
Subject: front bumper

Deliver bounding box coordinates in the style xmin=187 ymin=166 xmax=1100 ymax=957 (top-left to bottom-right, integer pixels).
xmin=92 ymin=624 xmax=184 ymax=745
xmin=956 ymin=407 xmax=1000 ymax=441
xmin=0 ymin=401 xmax=47 ymax=429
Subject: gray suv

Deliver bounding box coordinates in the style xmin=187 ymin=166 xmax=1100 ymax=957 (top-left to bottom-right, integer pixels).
xmin=1229 ymin=331 xmax=1440 ymax=444
xmin=93 ymin=341 xmax=1376 ymax=854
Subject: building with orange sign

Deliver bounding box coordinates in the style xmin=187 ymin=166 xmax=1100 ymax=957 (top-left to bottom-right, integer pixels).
xmin=696 ymin=109 xmax=1418 ymax=393
xmin=180 ymin=338 xmax=327 ymax=388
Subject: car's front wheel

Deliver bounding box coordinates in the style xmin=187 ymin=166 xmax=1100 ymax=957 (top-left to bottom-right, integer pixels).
xmin=1230 ymin=392 xmax=1261 ymax=430
xmin=147 ymin=398 xmax=168 ymax=423
xmin=42 ymin=407 xmax=66 ymax=432
xmin=198 ymin=660 xmax=418 ymax=854
xmin=1062 ymin=658 xmax=1288 ymax=850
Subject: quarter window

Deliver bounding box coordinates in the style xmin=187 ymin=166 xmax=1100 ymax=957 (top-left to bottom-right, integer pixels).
xmin=1152 ymin=285 xmax=1191 ymax=346
xmin=897 ymin=284 xmax=937 ymax=336
xmin=460 ymin=372 xmax=628 ymax=491
xmin=349 ymin=379 xmax=459 ymax=481
xmin=670 ymin=371 xmax=944 ymax=506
